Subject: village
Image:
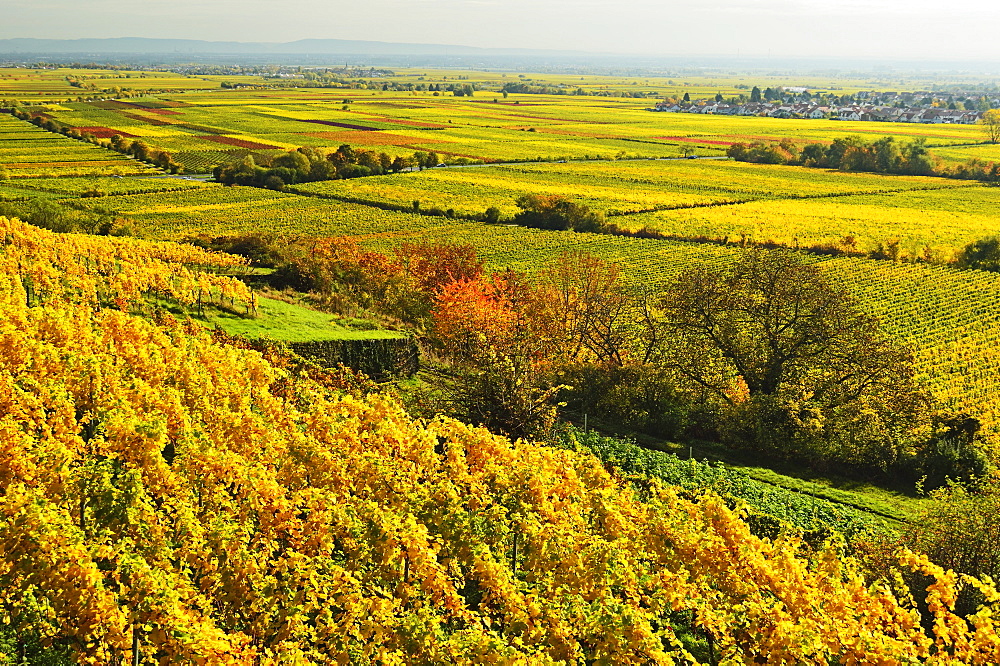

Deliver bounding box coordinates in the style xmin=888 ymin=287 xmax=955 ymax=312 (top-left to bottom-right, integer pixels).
xmin=652 ymin=88 xmax=994 ymax=124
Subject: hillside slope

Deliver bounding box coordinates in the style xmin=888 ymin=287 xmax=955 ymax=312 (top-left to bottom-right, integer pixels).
xmin=1 ymin=217 xmax=999 ymax=664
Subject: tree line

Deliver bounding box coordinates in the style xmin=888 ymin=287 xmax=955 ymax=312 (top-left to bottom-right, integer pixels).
xmin=727 ymin=134 xmax=1000 ymax=182
xmin=213 ymin=144 xmax=445 ymax=189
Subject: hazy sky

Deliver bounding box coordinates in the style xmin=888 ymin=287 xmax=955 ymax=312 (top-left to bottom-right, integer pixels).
xmin=3 ymin=0 xmax=999 ymax=60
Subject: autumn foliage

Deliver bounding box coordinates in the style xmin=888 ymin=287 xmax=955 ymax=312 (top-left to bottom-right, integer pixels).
xmin=271 ymin=236 xmax=482 ymax=324
xmin=4 ymin=218 xmax=1000 ymax=663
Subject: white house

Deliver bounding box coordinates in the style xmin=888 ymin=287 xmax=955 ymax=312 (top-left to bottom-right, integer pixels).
xmin=837 ymin=107 xmax=863 ymax=121
xmin=653 ymin=102 xmax=682 ymax=112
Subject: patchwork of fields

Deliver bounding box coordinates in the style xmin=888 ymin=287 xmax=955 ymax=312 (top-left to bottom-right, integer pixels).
xmin=0 ymin=67 xmax=220 ymax=99
xmin=3 ymin=68 xmax=1000 ymax=432
xmin=290 ymin=159 xmax=990 ymax=256
xmin=19 ymin=85 xmax=997 ymax=173
xmin=0 ymin=112 xmax=155 ymax=177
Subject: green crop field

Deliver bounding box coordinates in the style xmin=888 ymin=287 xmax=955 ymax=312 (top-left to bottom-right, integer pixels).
xmin=930 ymin=143 xmax=1000 ymax=166
xmin=0 ymin=175 xmax=209 ymax=197
xmin=201 ymin=295 xmax=407 ymax=343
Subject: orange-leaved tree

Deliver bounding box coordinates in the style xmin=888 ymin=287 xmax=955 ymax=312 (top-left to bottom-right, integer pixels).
xmin=433 ymin=270 xmax=563 ymax=439
xmin=272 ymin=237 xmax=483 ymax=326
xmin=395 ymin=240 xmax=484 ymax=295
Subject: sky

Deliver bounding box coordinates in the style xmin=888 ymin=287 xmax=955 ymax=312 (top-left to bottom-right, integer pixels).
xmin=2 ymin=0 xmax=1000 ymax=61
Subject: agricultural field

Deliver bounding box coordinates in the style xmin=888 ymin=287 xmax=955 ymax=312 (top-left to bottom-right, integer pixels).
xmin=20 ymin=78 xmax=995 ymax=173
xmin=291 ymin=158 xmax=970 ymax=218
xmin=930 ymin=142 xmax=1000 ymax=166
xmin=818 ymin=258 xmax=1000 ymax=428
xmin=72 ymin=184 xmax=451 ymax=239
xmin=34 ymin=92 xmax=703 ymax=170
xmin=0 ymin=67 xmax=220 ymax=101
xmin=0 ymin=182 xmax=61 ymax=201
xmin=4 ymin=67 xmax=1000 ymax=438
xmin=201 ymin=295 xmax=407 ymax=343
xmin=621 ymin=182 xmax=1000 ymax=258
xmin=0 ymin=112 xmax=154 ymax=177
xmin=0 ymin=175 xmax=209 ymax=197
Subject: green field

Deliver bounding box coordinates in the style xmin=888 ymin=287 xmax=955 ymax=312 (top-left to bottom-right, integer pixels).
xmin=202 ymin=295 xmax=406 ymax=343
xmin=930 ymin=142 xmax=1000 ymax=166
xmin=0 ymin=175 xmax=209 ymax=197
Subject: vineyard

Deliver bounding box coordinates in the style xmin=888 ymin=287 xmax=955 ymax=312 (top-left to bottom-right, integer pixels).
xmin=7 ymin=64 xmax=1000 ymax=662
xmin=816 ymin=257 xmax=1000 ymax=428
xmin=3 ymin=218 xmax=1000 ymax=663
xmin=0 ymin=215 xmax=251 ymax=310
xmin=291 ymin=158 xmax=973 ymax=223
xmin=0 ymin=175 xmax=208 ymax=197
xmin=0 ymin=113 xmax=154 ymax=177
xmin=73 ymin=185 xmax=449 ymax=238
xmin=621 ymin=181 xmax=1000 ymax=257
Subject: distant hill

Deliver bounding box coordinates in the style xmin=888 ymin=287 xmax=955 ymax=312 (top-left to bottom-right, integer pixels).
xmin=5 ymin=38 xmax=996 ymax=73
xmin=0 ymin=37 xmax=591 ymax=58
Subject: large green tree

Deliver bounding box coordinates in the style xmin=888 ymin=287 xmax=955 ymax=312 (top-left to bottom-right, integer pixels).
xmin=652 ymin=250 xmax=930 ymax=466
xmin=512 ymin=194 xmax=605 ymax=232
xmin=957 ymin=237 xmax=1000 ymax=272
